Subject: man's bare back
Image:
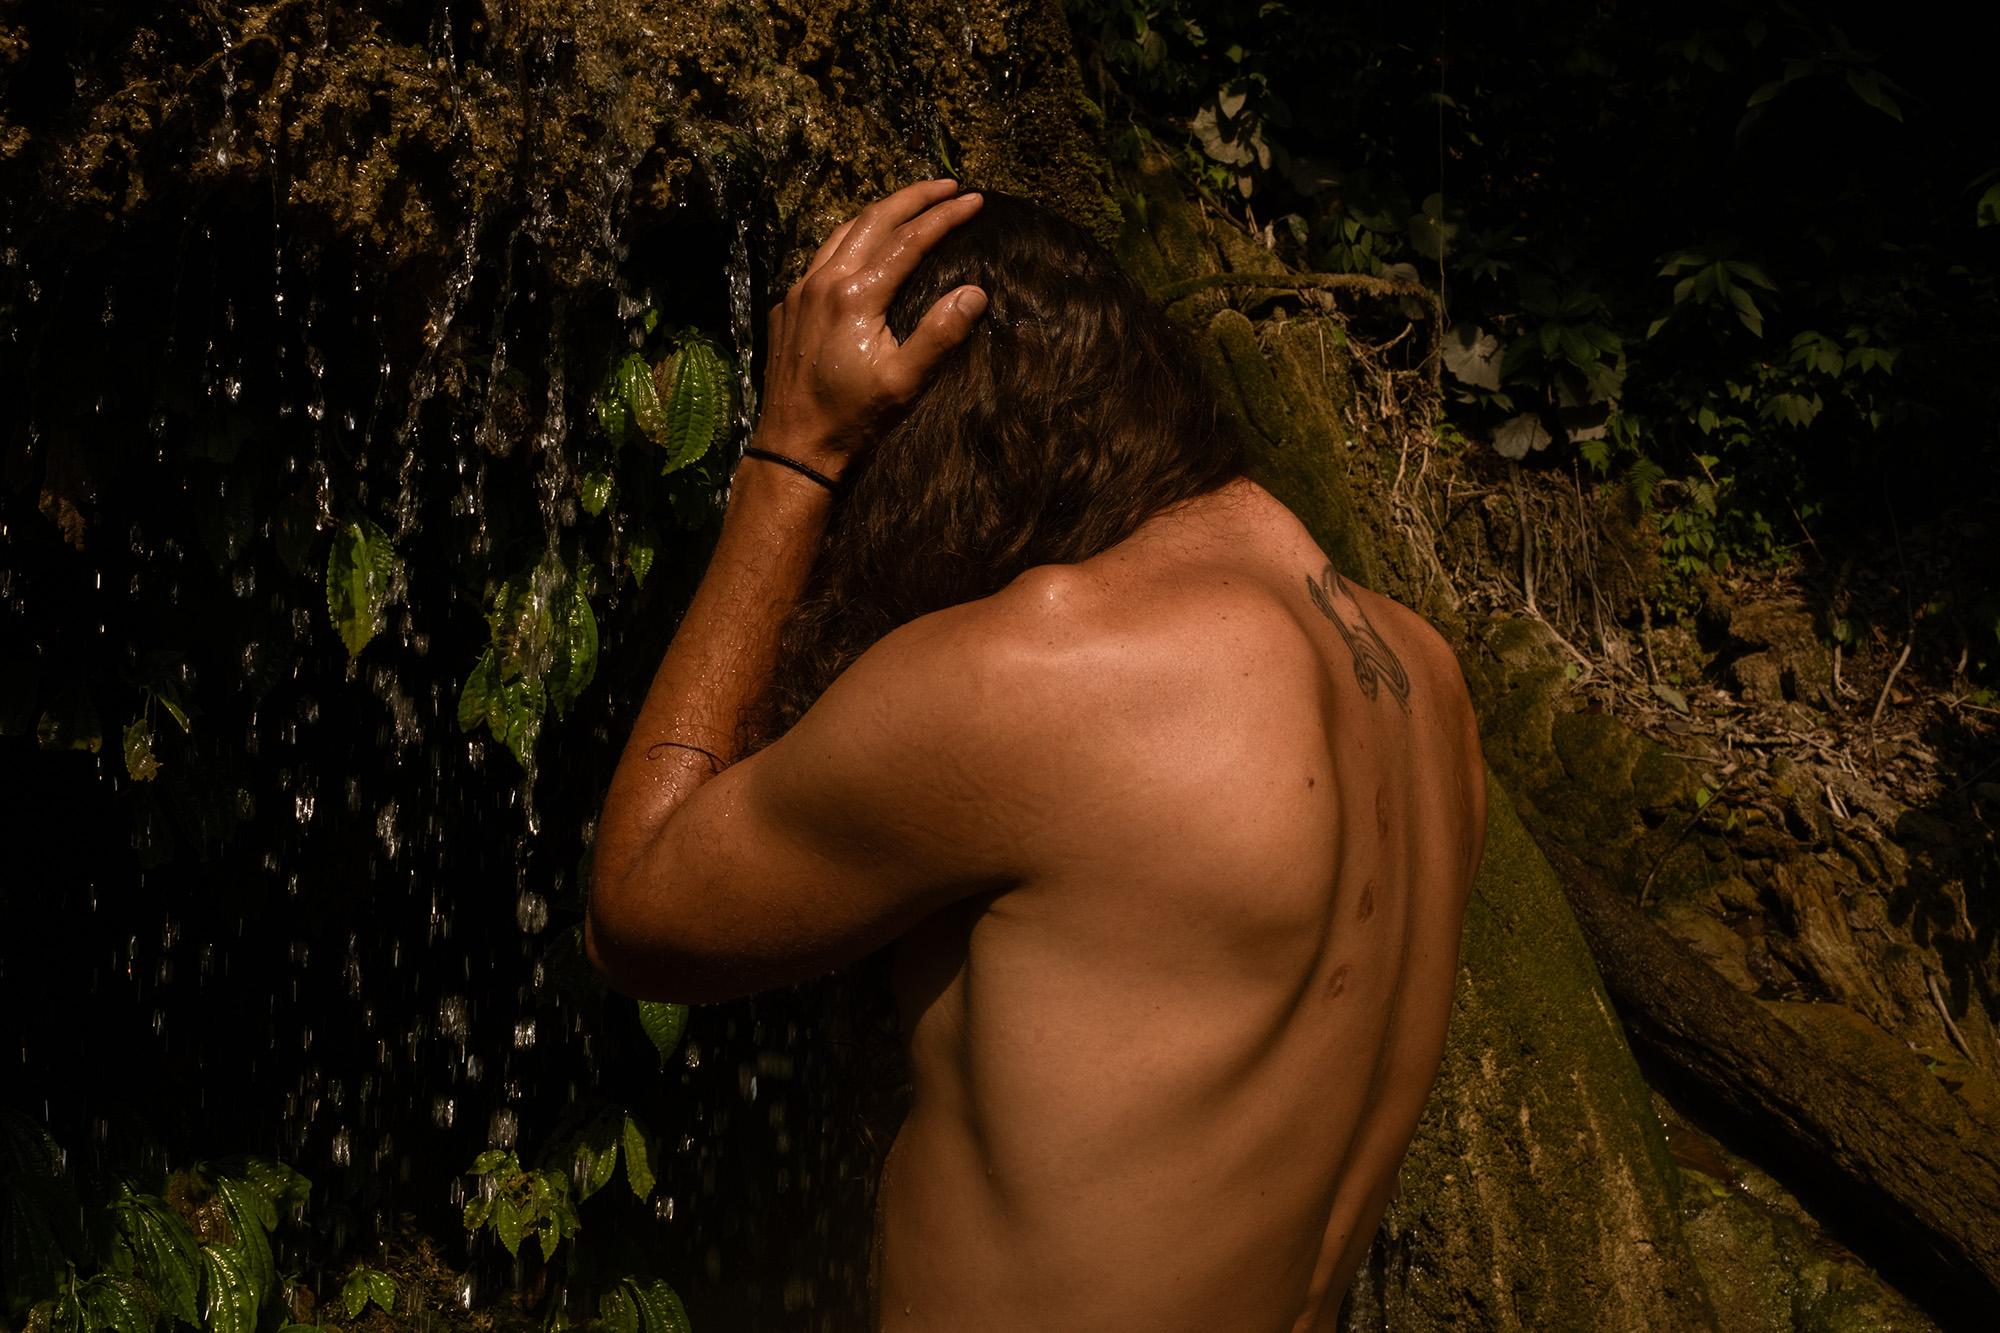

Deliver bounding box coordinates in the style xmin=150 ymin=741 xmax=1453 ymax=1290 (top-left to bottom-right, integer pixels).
xmin=873 ymin=478 xmax=1485 ymax=1330
xmin=585 ymin=182 xmax=1485 ymax=1332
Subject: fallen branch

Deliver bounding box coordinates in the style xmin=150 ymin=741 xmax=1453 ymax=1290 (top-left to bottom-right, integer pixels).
xmin=1541 ymin=839 xmax=2000 ymax=1311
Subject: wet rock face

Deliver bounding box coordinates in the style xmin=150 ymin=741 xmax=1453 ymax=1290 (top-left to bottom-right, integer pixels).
xmin=1723 ymin=603 xmax=1833 ymax=706
xmin=3 ymin=0 xmax=1113 ymax=281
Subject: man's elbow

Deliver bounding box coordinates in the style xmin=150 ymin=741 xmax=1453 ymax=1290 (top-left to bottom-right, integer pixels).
xmin=584 ymin=884 xmax=742 ymax=1005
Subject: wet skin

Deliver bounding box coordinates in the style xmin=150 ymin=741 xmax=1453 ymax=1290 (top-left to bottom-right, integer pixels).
xmin=870 ymin=480 xmax=1485 ymax=1331
xmin=585 ymin=180 xmax=1486 ymax=1331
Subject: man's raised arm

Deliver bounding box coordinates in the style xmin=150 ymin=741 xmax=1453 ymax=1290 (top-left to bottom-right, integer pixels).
xmin=587 ymin=179 xmax=991 ymax=1000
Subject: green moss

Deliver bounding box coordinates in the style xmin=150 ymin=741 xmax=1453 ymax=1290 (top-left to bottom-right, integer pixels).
xmin=1350 ymin=773 xmax=1717 ymax=1329
xmin=1633 ymin=747 xmax=1693 ymax=812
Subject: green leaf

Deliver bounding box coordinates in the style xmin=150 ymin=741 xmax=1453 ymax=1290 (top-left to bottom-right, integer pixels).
xmin=597 ymin=377 xmax=631 ymax=448
xmin=108 ymin=1195 xmax=200 ymax=1326
xmin=227 ymin=1158 xmax=309 ymax=1211
xmin=659 ymin=338 xmax=733 ymax=474
xmin=580 ymin=471 xmax=614 ymax=516
xmin=572 ymin=1108 xmax=623 ymax=1202
xmin=623 ymin=1276 xmax=693 ymax=1333
xmin=620 ymin=353 xmax=668 ymax=444
xmin=627 ymin=528 xmax=660 ymax=588
xmin=597 ymin=1287 xmax=641 ymax=1333
xmin=545 ymin=575 xmax=599 ymax=717
xmin=121 ymin=718 xmax=161 ymax=781
xmin=637 ymin=1002 xmax=688 ymax=1067
xmin=621 ymin=1116 xmax=655 ymax=1202
xmin=457 ymin=649 xmax=498 ymax=732
xmin=211 ymin=1176 xmax=276 ymax=1297
xmin=1978 ymin=180 xmax=2000 ymax=228
xmin=492 ymin=1196 xmax=527 ymax=1257
xmin=489 ymin=673 xmax=546 ymax=769
xmin=341 ymin=1266 xmax=396 ymax=1319
xmin=324 ymin=517 xmax=398 ymax=659
xmin=469 ymin=1150 xmax=515 ymax=1177
xmin=77 ymin=1275 xmax=154 ymax=1333
xmin=2 ymin=1189 xmax=63 ymax=1318
xmin=200 ymin=1242 xmax=259 ymax=1333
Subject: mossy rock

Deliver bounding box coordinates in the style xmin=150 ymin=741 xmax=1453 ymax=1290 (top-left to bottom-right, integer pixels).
xmin=1343 ymin=774 xmax=1717 ymax=1330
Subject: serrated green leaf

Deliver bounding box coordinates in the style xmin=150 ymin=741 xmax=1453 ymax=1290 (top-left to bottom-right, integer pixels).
xmin=580 ymin=471 xmax=614 ymax=516
xmin=621 ymin=1117 xmax=654 ymax=1202
xmin=458 ymin=649 xmax=497 ymax=733
xmin=621 ymin=353 xmax=668 ymax=444
xmin=342 ymin=1270 xmax=370 ymax=1319
xmin=489 ymin=673 xmax=546 ymax=769
xmin=227 ymin=1158 xmax=309 ymax=1211
xmin=462 ymin=1197 xmax=489 ymax=1231
xmin=637 ymin=1002 xmax=688 ymax=1067
xmin=108 ymin=1196 xmax=200 ymax=1327
xmin=597 ymin=378 xmax=631 ymax=448
xmin=546 ymin=577 xmax=598 ymax=717
xmin=325 ymin=518 xmax=398 ymax=659
xmin=470 ymin=1150 xmax=514 ymax=1177
xmin=623 ymin=1276 xmax=693 ymax=1333
xmin=597 ymin=1287 xmax=641 ymax=1333
xmin=573 ymin=1109 xmax=622 ymax=1202
xmin=77 ymin=1275 xmax=154 ymax=1333
xmin=121 ymin=718 xmax=160 ymax=781
xmin=200 ymin=1242 xmax=258 ymax=1333
xmin=627 ymin=528 xmax=660 ymax=588
xmin=2 ymin=1189 xmax=63 ymax=1318
xmin=660 ymin=339 xmax=732 ymax=474
xmin=210 ymin=1177 xmax=275 ymax=1298
xmin=368 ymin=1269 xmax=397 ymax=1313
xmin=492 ymin=1197 xmax=526 ymax=1257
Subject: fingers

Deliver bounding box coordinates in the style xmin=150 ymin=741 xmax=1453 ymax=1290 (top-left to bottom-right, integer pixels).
xmin=828 ymin=178 xmax=963 ymax=273
xmin=864 ymin=191 xmax=983 ymax=295
xmin=803 ymin=217 xmax=857 ymax=283
xmin=887 ymin=285 xmax=988 ymax=397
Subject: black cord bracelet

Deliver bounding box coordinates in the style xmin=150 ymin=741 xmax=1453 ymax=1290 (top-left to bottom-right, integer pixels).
xmin=742 ymin=446 xmax=840 ymax=492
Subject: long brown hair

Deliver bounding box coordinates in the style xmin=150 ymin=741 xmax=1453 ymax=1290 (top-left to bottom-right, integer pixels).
xmin=744 ymin=191 xmax=1243 ymax=749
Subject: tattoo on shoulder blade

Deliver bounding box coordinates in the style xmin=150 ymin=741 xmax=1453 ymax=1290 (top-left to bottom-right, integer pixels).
xmin=1305 ymin=563 xmax=1412 ymax=711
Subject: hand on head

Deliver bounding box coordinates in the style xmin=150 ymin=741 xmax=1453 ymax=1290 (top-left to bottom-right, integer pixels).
xmin=754 ymin=179 xmax=988 ymax=479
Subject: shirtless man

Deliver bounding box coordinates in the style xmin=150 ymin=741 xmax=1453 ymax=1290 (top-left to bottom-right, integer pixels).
xmin=588 ymin=179 xmax=1487 ymax=1331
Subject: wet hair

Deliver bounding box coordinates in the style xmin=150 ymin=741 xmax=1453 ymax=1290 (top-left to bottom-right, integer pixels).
xmin=742 ymin=190 xmax=1243 ymax=750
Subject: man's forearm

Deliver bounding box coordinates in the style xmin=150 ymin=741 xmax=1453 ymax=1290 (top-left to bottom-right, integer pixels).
xmin=591 ymin=452 xmax=830 ymax=908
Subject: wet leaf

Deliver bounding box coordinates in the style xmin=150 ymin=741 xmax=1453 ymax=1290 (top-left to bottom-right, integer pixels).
xmin=492 ymin=1197 xmax=526 ymax=1257
xmin=620 ymin=352 xmax=668 ymax=444
xmin=226 ymin=1158 xmax=308 ymax=1211
xmin=489 ymin=674 xmax=547 ymax=770
xmin=2 ymin=1190 xmax=63 ymax=1317
xmin=341 ymin=1266 xmax=396 ymax=1319
xmin=621 ymin=1116 xmax=654 ymax=1201
xmin=324 ymin=517 xmax=398 ymax=659
xmin=623 ymin=1276 xmax=693 ymax=1333
xmin=200 ymin=1241 xmax=258 ymax=1333
xmin=637 ymin=1002 xmax=687 ymax=1067
xmin=572 ymin=1108 xmax=622 ymax=1202
xmin=457 ymin=649 xmax=498 ymax=733
xmin=628 ymin=528 xmax=660 ymax=588
xmin=469 ymin=1150 xmax=514 ymax=1177
xmin=77 ymin=1275 xmax=154 ymax=1333
xmin=546 ymin=575 xmax=598 ymax=718
xmin=658 ymin=338 xmax=732 ymax=474
xmin=108 ymin=1194 xmax=200 ymax=1326
xmin=597 ymin=1287 xmax=641 ymax=1333
xmin=123 ymin=719 xmax=161 ymax=782
xmin=212 ymin=1175 xmax=275 ymax=1296
xmin=597 ymin=378 xmax=631 ymax=448
xmin=580 ymin=470 xmax=614 ymax=516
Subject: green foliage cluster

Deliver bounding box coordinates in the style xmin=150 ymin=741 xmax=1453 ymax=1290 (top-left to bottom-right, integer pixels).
xmin=1073 ymin=0 xmax=1999 ymax=641
xmin=457 ymin=1001 xmax=691 ymax=1329
xmin=1 ymin=1110 xmax=310 ymax=1333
